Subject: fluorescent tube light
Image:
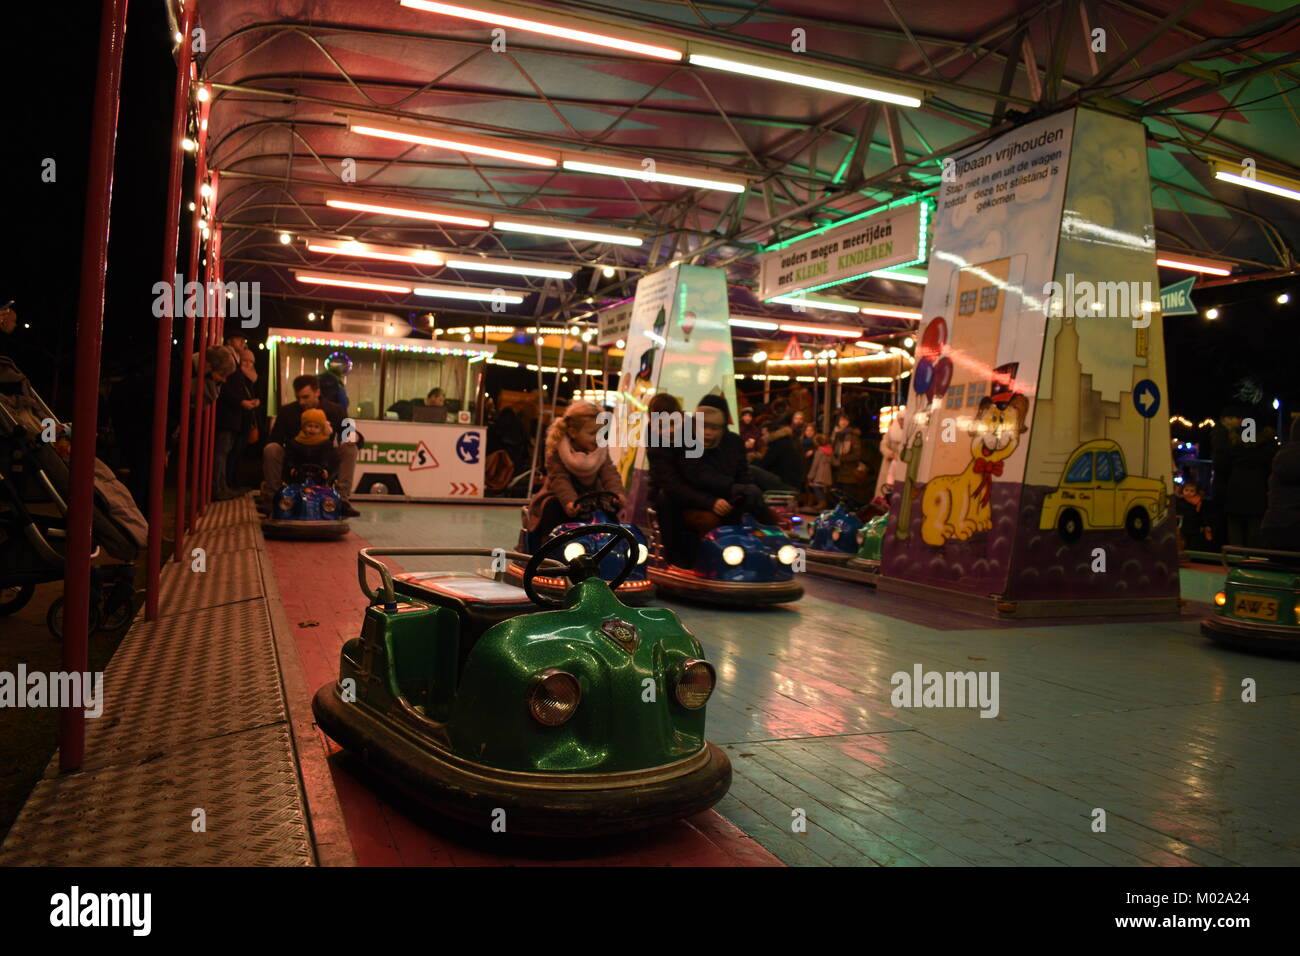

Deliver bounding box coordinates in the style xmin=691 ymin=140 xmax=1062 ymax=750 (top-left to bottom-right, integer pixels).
xmin=687 ymin=52 xmax=922 ymax=107
xmin=293 ymin=271 xmax=413 ymax=294
xmin=399 ymin=0 xmax=683 ymax=60
xmin=443 ymin=255 xmax=573 ymax=279
xmin=494 ymin=219 xmax=643 ymax=246
xmin=304 ymin=237 xmax=444 ymax=266
xmin=413 ymin=284 xmax=524 ymax=303
xmin=326 ymin=197 xmax=490 ymax=227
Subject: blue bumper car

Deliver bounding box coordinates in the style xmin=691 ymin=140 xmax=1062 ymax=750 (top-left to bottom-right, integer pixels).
xmin=506 ymin=491 xmax=655 ymax=605
xmin=648 ymin=513 xmax=803 ymax=607
xmin=806 ymin=502 xmax=866 ymax=565
xmin=261 ymin=465 xmax=350 ymax=540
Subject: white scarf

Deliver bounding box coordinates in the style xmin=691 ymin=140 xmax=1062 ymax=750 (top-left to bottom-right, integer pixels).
xmin=558 ymin=436 xmax=608 ymax=481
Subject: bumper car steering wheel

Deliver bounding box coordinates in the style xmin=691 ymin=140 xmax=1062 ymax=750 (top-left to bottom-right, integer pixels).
xmin=292 ymin=463 xmax=331 ymax=485
xmin=569 ymin=489 xmax=623 ymax=519
xmin=523 ymin=522 xmax=637 ymax=607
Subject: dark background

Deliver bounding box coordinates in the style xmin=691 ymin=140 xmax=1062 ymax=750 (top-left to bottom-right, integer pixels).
xmin=1 ymin=5 xmax=1295 ymax=435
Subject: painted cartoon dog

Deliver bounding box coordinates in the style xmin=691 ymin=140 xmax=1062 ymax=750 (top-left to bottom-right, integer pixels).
xmin=920 ymin=394 xmax=1029 ymax=547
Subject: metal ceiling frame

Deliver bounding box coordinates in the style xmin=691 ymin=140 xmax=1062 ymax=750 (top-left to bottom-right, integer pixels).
xmin=187 ymin=0 xmax=1300 ymax=325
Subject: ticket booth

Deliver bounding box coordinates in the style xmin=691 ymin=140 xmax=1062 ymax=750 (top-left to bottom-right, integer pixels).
xmin=266 ymin=328 xmax=496 ymax=501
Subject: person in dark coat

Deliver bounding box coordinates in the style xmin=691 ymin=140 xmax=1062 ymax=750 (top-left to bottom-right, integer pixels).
xmin=756 ymin=405 xmax=801 ymax=490
xmin=488 ymin=404 xmax=531 ymax=477
xmin=1225 ymin=414 xmax=1278 ymax=547
xmin=830 ymin=411 xmax=863 ymax=504
xmin=1261 ymin=417 xmax=1300 ymax=552
xmin=739 ymin=406 xmax=765 ymax=461
xmin=657 ymin=395 xmax=775 ymax=540
xmin=1209 ymin=405 xmax=1245 ymax=548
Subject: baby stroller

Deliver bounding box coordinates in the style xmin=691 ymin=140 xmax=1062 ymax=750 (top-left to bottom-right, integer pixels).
xmin=0 ymin=356 xmax=147 ymax=637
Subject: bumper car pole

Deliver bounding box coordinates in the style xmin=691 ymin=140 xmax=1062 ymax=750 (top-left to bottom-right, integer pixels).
xmin=62 ymin=0 xmax=128 ymax=771
xmin=146 ymin=0 xmax=198 ymax=618
xmin=171 ymin=64 xmax=208 ymax=566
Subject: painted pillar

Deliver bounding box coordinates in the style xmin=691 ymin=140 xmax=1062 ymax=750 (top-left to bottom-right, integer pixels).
xmin=612 ymin=265 xmax=734 ymax=524
xmin=879 ymin=108 xmax=1178 ymax=617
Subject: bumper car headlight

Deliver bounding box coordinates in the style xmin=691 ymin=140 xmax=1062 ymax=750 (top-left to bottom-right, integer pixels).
xmin=563 ymin=541 xmax=587 ymax=562
xmin=276 ymin=496 xmax=294 ymax=512
xmin=675 ymin=659 xmax=716 ymax=710
xmin=778 ymin=545 xmax=797 ymax=565
xmin=637 ymin=543 xmax=648 ymax=565
xmin=528 ymin=670 xmax=581 ymax=726
xmin=322 ymin=497 xmax=337 ymax=513
xmin=1214 ymin=592 xmax=1226 ymax=607
xmin=856 ymin=529 xmax=865 ymax=545
xmin=722 ymin=545 xmax=744 ymax=566
xmin=831 ymin=529 xmax=841 ymax=542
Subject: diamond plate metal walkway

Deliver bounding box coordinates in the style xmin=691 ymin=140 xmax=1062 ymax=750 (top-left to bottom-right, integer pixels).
xmin=0 ymin=497 xmax=337 ymax=866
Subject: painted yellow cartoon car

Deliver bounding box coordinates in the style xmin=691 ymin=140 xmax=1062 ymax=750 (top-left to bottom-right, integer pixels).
xmin=1039 ymin=439 xmax=1168 ymax=542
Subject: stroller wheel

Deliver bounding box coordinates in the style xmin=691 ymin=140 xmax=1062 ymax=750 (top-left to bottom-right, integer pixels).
xmin=99 ymin=588 xmax=143 ymax=633
xmin=0 ymin=583 xmax=36 ymax=616
xmin=46 ymin=597 xmax=102 ymax=641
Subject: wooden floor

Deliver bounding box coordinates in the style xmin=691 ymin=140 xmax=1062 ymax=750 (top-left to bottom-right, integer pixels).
xmin=280 ymin=502 xmax=1300 ymax=867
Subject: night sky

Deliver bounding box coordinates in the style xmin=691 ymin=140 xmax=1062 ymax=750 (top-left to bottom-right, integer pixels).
xmin=2 ymin=5 xmax=1294 ymax=431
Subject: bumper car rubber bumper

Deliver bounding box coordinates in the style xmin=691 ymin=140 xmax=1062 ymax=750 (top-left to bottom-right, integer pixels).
xmin=647 ymin=565 xmax=803 ymax=607
xmin=503 ymin=562 xmax=657 ymax=605
xmin=1200 ymin=616 xmax=1300 ymax=658
xmin=312 ymin=683 xmax=732 ymax=837
xmin=805 ymin=547 xmax=856 ymax=566
xmin=261 ymin=518 xmax=350 ymax=540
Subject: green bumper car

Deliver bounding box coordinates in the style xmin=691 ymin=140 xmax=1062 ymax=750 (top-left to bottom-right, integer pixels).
xmin=1201 ymin=546 xmax=1300 ymax=658
xmin=312 ymin=525 xmax=732 ymax=837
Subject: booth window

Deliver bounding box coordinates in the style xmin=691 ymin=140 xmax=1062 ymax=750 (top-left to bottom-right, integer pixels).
xmin=279 ymin=345 xmax=380 ymax=420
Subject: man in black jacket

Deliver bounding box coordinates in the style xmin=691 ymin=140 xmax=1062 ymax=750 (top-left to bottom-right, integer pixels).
xmin=651 ymin=395 xmax=774 ymax=543
xmin=261 ymin=374 xmax=359 ymax=516
xmin=1261 ymin=417 xmax=1300 ymax=552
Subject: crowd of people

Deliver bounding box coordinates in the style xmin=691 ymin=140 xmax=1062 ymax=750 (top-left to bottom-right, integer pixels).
xmin=737 ymin=398 xmax=881 ymax=511
xmin=523 ymin=391 xmax=886 ymax=567
xmin=1174 ymin=403 xmax=1299 ymax=553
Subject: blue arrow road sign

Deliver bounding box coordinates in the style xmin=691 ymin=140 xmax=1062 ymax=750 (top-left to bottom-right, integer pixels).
xmin=1133 ymin=379 xmax=1161 ymax=418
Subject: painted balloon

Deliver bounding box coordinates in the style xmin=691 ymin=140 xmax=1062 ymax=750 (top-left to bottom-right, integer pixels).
xmin=680 ymin=309 xmax=696 ymax=341
xmin=913 ymin=357 xmax=934 ymax=397
xmin=920 ymin=317 xmax=947 ymax=360
xmin=929 ymin=355 xmax=953 ymax=398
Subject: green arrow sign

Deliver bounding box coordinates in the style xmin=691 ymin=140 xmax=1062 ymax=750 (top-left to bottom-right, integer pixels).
xmin=1160 ymin=276 xmax=1197 ymax=316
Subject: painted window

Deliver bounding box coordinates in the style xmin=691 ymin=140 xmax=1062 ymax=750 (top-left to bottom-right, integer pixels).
xmin=1110 ymin=451 xmax=1126 ymax=481
xmin=945 ymin=384 xmax=966 ymax=409
xmin=978 ymin=285 xmax=999 ymax=312
xmin=958 ymin=290 xmax=977 ymax=315
xmin=1065 ymin=452 xmax=1093 ymax=483
xmin=1095 ymin=449 xmax=1113 ymax=481
xmin=965 ymin=382 xmax=987 ymax=406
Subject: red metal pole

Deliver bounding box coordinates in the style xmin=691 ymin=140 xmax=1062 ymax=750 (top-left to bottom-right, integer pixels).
xmin=145 ymin=5 xmax=197 ymax=620
xmin=199 ymin=213 xmax=220 ymax=512
xmin=62 ymin=0 xmax=129 ymax=772
xmin=189 ymin=170 xmax=216 ymax=521
xmin=172 ymin=82 xmax=208 ymax=563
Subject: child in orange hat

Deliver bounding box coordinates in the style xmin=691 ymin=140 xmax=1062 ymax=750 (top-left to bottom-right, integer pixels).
xmin=285 ymin=407 xmax=340 ymax=481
